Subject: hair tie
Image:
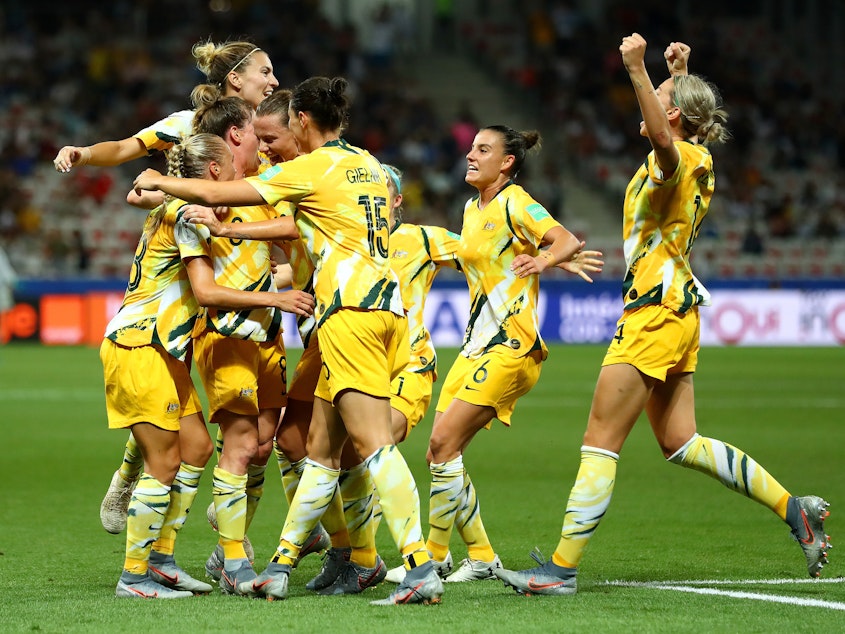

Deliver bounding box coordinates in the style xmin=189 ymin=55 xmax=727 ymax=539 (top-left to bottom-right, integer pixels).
xmin=382 ymin=165 xmax=401 ymax=195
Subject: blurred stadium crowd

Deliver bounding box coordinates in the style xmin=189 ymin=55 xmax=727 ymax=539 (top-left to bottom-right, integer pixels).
xmin=1 ymin=0 xmax=843 ymax=280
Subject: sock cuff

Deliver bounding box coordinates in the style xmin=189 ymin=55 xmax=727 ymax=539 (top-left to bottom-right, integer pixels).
xmin=178 ymin=462 xmax=205 ymax=476
xmin=666 ymin=433 xmax=701 ymax=464
xmin=429 ymin=454 xmax=464 ymax=476
xmin=342 ymin=461 xmax=368 ymax=478
xmin=137 ymin=472 xmax=171 ymax=494
xmin=212 ymin=466 xmax=248 ymax=487
xmin=363 ymin=444 xmax=396 ymax=468
xmin=304 ymin=457 xmax=341 ymax=477
xmin=247 ymin=463 xmax=267 ymax=477
xmin=580 ymin=445 xmax=620 ymax=461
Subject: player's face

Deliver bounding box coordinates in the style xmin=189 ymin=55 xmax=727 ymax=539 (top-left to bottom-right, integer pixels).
xmin=231 ymin=118 xmax=261 ymax=178
xmin=639 ymin=77 xmax=676 ymax=137
xmin=255 ymin=113 xmax=300 ymax=164
xmin=465 ymin=129 xmax=512 ymax=188
xmin=236 ymin=52 xmax=279 ymax=108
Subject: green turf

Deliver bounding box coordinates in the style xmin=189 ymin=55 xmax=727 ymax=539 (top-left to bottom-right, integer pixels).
xmin=1 ymin=343 xmax=843 ymax=632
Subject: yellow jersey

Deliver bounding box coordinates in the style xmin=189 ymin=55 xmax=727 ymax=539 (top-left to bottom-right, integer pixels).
xmin=247 ymin=139 xmax=403 ymax=325
xmin=389 ymin=222 xmax=461 ymax=375
xmin=105 ymin=199 xmax=200 ymax=361
xmin=457 ymin=181 xmax=560 ymax=360
xmin=621 ymin=140 xmax=714 ymax=313
xmin=181 ymin=204 xmax=283 ymax=341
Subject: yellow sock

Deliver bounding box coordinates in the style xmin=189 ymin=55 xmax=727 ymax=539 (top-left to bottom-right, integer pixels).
xmin=425 ymin=455 xmax=463 ymax=562
xmin=365 ymin=445 xmax=426 ymax=565
xmin=123 ymin=473 xmax=169 ymax=575
xmin=554 ymin=446 xmax=618 ymax=569
xmin=212 ymin=466 xmax=248 ymax=561
xmin=321 ymin=483 xmax=351 ymax=549
xmin=245 ymin=463 xmax=265 ymax=532
xmin=118 ymin=433 xmax=143 ymax=483
xmin=273 ymin=459 xmax=339 ymax=566
xmin=274 ymin=442 xmax=296 ymax=504
xmin=152 ymin=462 xmax=204 ymax=556
xmin=669 ymin=433 xmax=791 ymax=519
xmin=455 ymin=469 xmax=495 ymax=562
xmin=340 ymin=462 xmax=377 ymax=568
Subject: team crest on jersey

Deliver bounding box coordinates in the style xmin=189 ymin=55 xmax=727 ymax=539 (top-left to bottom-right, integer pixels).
xmin=391 ymin=249 xmax=408 ymax=259
xmin=166 ymin=402 xmax=179 ymax=413
xmin=239 ymin=388 xmax=255 ymax=399
xmin=483 ymin=221 xmax=496 ymax=231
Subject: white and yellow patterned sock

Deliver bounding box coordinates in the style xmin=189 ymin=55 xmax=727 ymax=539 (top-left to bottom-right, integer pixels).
xmin=123 ymin=473 xmax=170 ymax=575
xmin=339 ymin=462 xmax=377 ymax=568
xmin=288 ymin=454 xmax=349 ymax=548
xmin=274 ymin=442 xmax=295 ymax=503
xmin=554 ymin=446 xmax=618 ymax=569
xmin=273 ymin=459 xmax=339 ymax=566
xmin=669 ymin=433 xmax=791 ymax=519
xmin=455 ymin=469 xmax=495 ymax=562
xmin=152 ymin=462 xmax=204 ymax=556
xmin=425 ymin=455 xmax=463 ymax=562
xmin=245 ymin=463 xmax=265 ymax=532
xmin=212 ymin=466 xmax=248 ymax=561
xmin=366 ymin=445 xmax=427 ymax=566
xmin=118 ymin=433 xmax=143 ymax=483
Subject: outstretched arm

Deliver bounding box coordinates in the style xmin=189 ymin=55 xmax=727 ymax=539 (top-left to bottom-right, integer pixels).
xmin=181 ymin=205 xmax=299 ymax=241
xmin=621 ymin=33 xmax=680 ymax=177
xmin=133 ymin=169 xmax=266 ymax=207
xmin=54 ymin=137 xmax=148 ymax=173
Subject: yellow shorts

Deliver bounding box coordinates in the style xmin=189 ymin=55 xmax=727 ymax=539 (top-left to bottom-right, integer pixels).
xmin=100 ymin=339 xmax=199 ymax=431
xmin=194 ymin=330 xmax=287 ymax=421
xmin=390 ymin=369 xmax=434 ymax=436
xmin=287 ymin=335 xmax=321 ymax=403
xmin=315 ymin=309 xmax=408 ymax=403
xmin=436 ymin=346 xmax=542 ymax=427
xmin=603 ymin=304 xmax=700 ymax=380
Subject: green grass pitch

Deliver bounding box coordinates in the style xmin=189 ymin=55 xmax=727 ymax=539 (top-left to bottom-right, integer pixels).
xmin=1 ymin=343 xmax=843 ymax=632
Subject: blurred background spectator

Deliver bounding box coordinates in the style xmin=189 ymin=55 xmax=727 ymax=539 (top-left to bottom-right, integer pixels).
xmin=1 ymin=0 xmax=843 ymax=281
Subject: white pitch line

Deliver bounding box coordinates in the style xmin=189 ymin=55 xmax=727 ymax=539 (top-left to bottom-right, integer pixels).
xmin=608 ymin=577 xmax=845 ymax=586
xmin=607 ymin=580 xmax=845 ymax=611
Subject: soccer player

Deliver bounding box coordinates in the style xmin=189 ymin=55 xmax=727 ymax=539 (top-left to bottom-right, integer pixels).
xmin=181 ymin=96 xmax=300 ymax=595
xmin=494 ymin=36 xmax=830 ymax=596
xmin=52 ymin=38 xmax=280 ymax=537
xmin=105 ymin=132 xmax=312 ymax=598
xmin=133 ymin=75 xmax=443 ymax=605
xmin=53 ymin=38 xmax=278 ymax=174
xmin=383 ymin=125 xmax=598 ymax=586
xmin=312 ymin=163 xmax=464 ymax=593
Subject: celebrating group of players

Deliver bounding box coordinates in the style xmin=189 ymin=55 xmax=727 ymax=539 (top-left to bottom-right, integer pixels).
xmin=53 ymin=31 xmax=830 ymax=605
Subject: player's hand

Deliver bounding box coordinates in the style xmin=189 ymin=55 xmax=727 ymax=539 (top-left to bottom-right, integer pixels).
xmin=53 ymin=146 xmax=91 ymax=173
xmin=620 ymin=33 xmax=647 ymax=72
xmin=133 ymin=168 xmax=163 ymax=194
xmin=665 ymin=41 xmax=691 ymax=76
xmin=275 ymin=289 xmax=315 ymax=316
xmin=556 ymin=242 xmax=604 ymax=283
xmin=511 ymin=253 xmax=548 ymax=278
xmin=182 ymin=205 xmax=224 ymax=236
